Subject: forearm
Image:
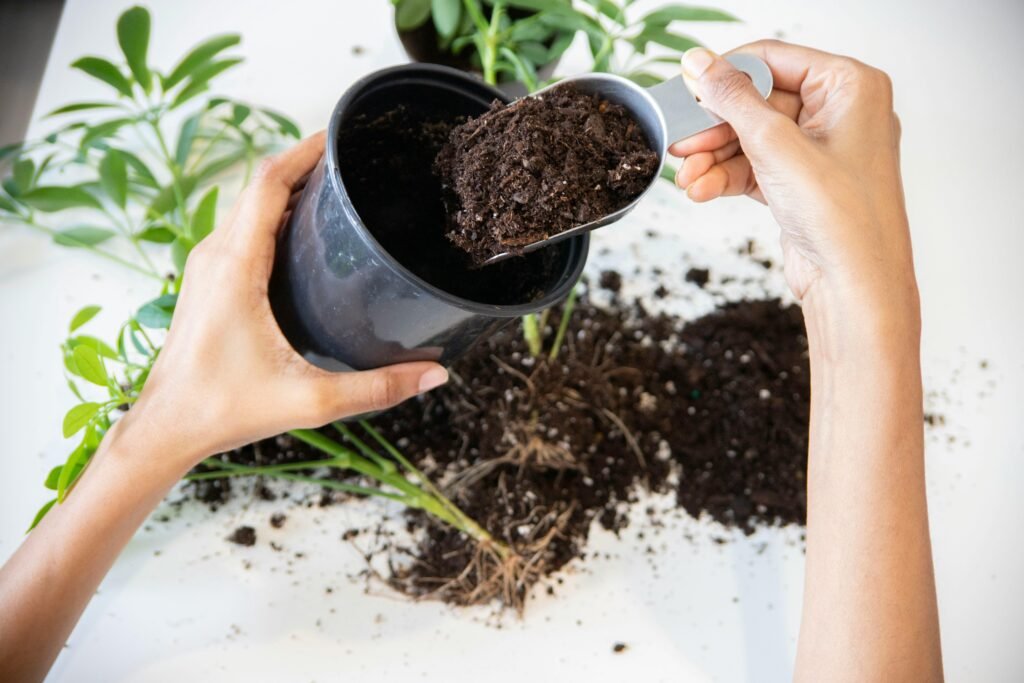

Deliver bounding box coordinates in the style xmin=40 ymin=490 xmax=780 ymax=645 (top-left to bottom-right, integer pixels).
xmin=0 ymin=418 xmax=192 ymax=683
xmin=794 ymin=281 xmax=942 ymax=681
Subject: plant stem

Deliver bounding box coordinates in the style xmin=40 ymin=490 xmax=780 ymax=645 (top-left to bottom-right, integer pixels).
xmin=11 ymin=216 xmax=164 ymax=280
xmin=548 ymin=285 xmax=578 ymax=361
xmin=522 ymin=313 xmax=542 ymax=357
xmin=148 ymin=119 xmax=189 ymax=231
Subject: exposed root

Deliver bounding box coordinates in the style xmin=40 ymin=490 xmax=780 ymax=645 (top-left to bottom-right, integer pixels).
xmin=387 ymin=504 xmax=576 ymax=614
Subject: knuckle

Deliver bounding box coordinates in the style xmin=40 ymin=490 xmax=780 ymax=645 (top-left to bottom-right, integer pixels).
xmin=253 ymin=156 xmax=282 ymax=183
xmin=368 ymin=372 xmax=401 ymax=410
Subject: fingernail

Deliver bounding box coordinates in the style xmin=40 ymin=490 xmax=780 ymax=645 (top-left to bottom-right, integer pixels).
xmin=681 ymin=47 xmax=716 ymax=79
xmin=417 ymin=367 xmax=449 ymax=393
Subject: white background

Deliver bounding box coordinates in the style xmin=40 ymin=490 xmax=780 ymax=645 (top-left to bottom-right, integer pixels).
xmin=1 ymin=1 xmax=1023 ymax=681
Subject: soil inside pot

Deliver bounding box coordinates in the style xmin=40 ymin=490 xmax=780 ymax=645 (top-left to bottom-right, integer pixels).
xmin=336 ymin=105 xmax=571 ymax=305
xmin=434 ymin=84 xmax=659 ymax=264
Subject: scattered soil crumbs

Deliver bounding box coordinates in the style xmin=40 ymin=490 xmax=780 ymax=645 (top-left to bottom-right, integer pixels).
xmin=613 ymin=642 xmax=628 ymax=653
xmin=186 ymin=296 xmax=810 ymax=608
xmin=336 ymin=105 xmax=572 ymax=305
xmin=435 ymin=84 xmax=659 ymax=264
xmin=685 ymin=267 xmax=710 ymax=288
xmin=228 ymin=526 xmax=256 ymax=546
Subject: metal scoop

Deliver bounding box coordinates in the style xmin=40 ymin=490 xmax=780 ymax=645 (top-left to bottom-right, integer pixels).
xmin=480 ymin=54 xmax=773 ymax=266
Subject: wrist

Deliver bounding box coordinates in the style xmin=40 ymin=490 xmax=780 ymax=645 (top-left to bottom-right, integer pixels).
xmin=801 ymin=273 xmax=921 ymax=367
xmin=95 ymin=409 xmax=205 ymax=488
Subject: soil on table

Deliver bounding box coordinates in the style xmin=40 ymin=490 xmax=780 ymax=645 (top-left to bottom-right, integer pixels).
xmin=434 ymin=84 xmax=659 ymax=264
xmin=187 ymin=291 xmax=810 ymax=608
xmin=336 ymin=106 xmax=571 ymax=305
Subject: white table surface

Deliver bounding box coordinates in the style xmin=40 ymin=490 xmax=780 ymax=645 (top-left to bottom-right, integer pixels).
xmin=1 ymin=1 xmax=1022 ymax=681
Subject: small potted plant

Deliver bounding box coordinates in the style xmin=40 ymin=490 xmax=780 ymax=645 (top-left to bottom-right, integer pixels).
xmin=390 ymin=0 xmax=740 ymax=93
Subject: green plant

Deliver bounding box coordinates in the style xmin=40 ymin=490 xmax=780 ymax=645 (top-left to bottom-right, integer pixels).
xmin=10 ymin=9 xmax=518 ymax=599
xmin=0 ymin=6 xmax=300 ymax=283
xmin=391 ymin=0 xmax=739 ymax=90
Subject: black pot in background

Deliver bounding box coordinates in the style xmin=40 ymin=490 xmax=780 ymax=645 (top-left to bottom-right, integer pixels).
xmin=269 ymin=64 xmax=589 ymax=372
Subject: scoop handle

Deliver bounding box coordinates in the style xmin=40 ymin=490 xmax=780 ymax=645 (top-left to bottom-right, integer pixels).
xmin=646 ymin=54 xmax=773 ymax=145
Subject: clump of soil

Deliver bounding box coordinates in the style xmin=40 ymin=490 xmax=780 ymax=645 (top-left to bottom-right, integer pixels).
xmin=685 ymin=267 xmax=710 ymax=288
xmin=228 ymin=526 xmax=256 ymax=546
xmin=336 ymin=105 xmax=572 ymax=304
xmin=186 ymin=295 xmax=810 ymax=609
xmin=434 ymin=84 xmax=659 ymax=264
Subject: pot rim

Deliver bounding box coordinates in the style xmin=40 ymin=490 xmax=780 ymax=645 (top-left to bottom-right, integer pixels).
xmin=324 ymin=62 xmax=588 ymax=318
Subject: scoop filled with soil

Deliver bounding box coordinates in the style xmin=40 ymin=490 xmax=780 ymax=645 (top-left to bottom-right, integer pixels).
xmin=436 ymin=54 xmax=773 ymax=265
xmin=269 ymin=65 xmax=588 ymax=372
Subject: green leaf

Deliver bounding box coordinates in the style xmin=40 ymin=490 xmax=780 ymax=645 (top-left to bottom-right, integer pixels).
xmin=640 ymin=5 xmax=739 ymax=25
xmin=28 ymin=498 xmax=57 ymax=532
xmin=0 ymin=193 xmax=18 ymax=214
xmin=163 ymin=34 xmax=241 ymax=91
xmin=45 ymin=466 xmax=63 ymax=490
xmin=119 ymin=150 xmax=159 ymax=189
xmin=148 ymin=175 xmax=197 ymax=216
xmin=62 ymin=403 xmax=100 ymax=438
xmin=21 ymin=186 xmax=102 ymax=212
xmin=32 ymin=153 xmax=57 ymax=184
xmin=71 ymin=57 xmax=133 ymax=98
xmin=53 ymin=226 xmax=116 ymax=247
xmin=99 ymin=149 xmax=128 ymax=208
xmin=231 ymin=103 xmax=251 ymax=126
xmin=626 ymin=71 xmax=663 ymax=87
xmin=189 ymin=186 xmax=218 ymax=242
xmin=0 ymin=142 xmax=23 ymax=161
xmin=175 ymin=113 xmax=202 ymax=168
xmin=171 ymin=237 xmax=192 ymax=272
xmin=69 ymin=335 xmax=119 ymax=360
xmin=632 ymin=26 xmax=700 ymax=53
xmin=582 ymin=0 xmax=624 ymax=23
xmin=80 ymin=117 xmax=135 ymax=150
xmin=194 ymin=150 xmax=245 ymax=183
xmin=136 ymin=225 xmax=177 ymax=243
xmin=499 ymin=47 xmax=538 ymax=91
xmin=517 ymin=41 xmax=550 ymax=66
xmin=136 ymin=293 xmax=178 ymax=329
xmin=57 ymin=442 xmax=89 ymax=501
xmin=432 ymin=0 xmax=461 ymax=38
xmin=12 ymin=159 xmax=35 ymax=194
xmin=69 ymin=305 xmax=102 ymax=332
xmin=117 ymin=6 xmax=152 ymax=92
xmin=395 ymin=0 xmax=432 ymax=30
xmin=67 ymin=378 xmax=85 ymax=401
xmin=72 ymin=346 xmax=108 ymax=386
xmin=260 ymin=109 xmax=301 ymax=138
xmin=170 ymin=58 xmax=243 ymax=110
xmin=546 ymin=31 xmax=575 ymax=62
xmin=128 ymin=321 xmax=151 ymax=356
xmin=45 ymin=101 xmax=119 ymax=117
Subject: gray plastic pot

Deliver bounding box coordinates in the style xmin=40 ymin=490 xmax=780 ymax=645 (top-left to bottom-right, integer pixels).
xmin=269 ymin=64 xmax=589 ymax=372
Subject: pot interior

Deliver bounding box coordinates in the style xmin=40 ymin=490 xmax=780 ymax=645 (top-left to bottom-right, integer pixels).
xmin=334 ymin=72 xmax=582 ymax=307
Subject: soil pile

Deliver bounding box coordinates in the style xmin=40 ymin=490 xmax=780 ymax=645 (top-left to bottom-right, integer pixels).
xmin=188 ymin=293 xmax=811 ymax=608
xmin=434 ymin=85 xmax=659 ymax=264
xmin=336 ymin=106 xmax=571 ymax=305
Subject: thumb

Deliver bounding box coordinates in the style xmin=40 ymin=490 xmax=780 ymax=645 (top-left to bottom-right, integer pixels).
xmin=309 ymin=362 xmax=449 ymax=422
xmin=680 ymin=48 xmax=790 ymax=146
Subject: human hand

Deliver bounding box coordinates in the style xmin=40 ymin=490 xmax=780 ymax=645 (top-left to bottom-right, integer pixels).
xmin=118 ymin=131 xmax=448 ymax=475
xmin=670 ymin=40 xmax=916 ymax=316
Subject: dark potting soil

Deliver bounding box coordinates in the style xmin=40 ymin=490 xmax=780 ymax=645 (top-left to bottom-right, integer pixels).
xmin=186 ymin=296 xmax=810 ymax=606
xmin=227 ymin=526 xmax=257 ymax=546
xmin=376 ymin=296 xmax=809 ymax=602
xmin=336 ymin=106 xmax=570 ymax=305
xmin=434 ymin=84 xmax=659 ymax=264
